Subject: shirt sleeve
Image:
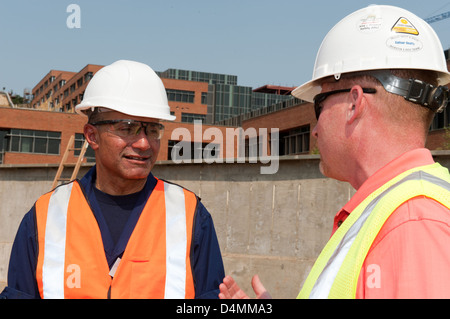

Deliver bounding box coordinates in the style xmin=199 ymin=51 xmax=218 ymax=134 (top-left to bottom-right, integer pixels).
xmin=0 ymin=206 xmax=40 ymax=299
xmin=191 ymin=201 xmax=225 ymax=299
xmin=357 ymin=196 xmax=450 ymax=298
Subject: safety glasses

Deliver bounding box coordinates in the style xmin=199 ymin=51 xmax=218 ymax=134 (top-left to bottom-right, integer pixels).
xmin=313 ymin=88 xmax=377 ymax=120
xmin=90 ymin=119 xmax=165 ymax=140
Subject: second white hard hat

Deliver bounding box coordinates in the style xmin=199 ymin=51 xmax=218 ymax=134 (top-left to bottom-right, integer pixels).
xmin=292 ymin=5 xmax=450 ymax=102
xmin=75 ymin=60 xmax=176 ymax=121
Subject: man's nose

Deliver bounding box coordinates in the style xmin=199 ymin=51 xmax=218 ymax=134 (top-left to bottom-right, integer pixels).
xmin=131 ymin=129 xmax=152 ymax=150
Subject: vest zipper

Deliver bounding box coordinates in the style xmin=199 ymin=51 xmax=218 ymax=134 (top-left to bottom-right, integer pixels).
xmin=107 ymin=284 xmax=112 ymax=299
xmin=107 ymin=257 xmax=120 ymax=299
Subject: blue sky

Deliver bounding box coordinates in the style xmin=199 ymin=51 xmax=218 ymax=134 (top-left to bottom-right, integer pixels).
xmin=1 ymin=0 xmax=449 ymax=96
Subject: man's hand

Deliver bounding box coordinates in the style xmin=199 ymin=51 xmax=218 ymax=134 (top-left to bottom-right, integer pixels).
xmin=218 ymin=275 xmax=272 ymax=299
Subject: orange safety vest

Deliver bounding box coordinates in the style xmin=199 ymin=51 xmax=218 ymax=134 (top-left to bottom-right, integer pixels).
xmin=34 ymin=178 xmax=197 ymax=299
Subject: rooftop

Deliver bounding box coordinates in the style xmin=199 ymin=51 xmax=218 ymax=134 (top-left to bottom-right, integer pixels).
xmin=253 ymin=85 xmax=296 ymax=95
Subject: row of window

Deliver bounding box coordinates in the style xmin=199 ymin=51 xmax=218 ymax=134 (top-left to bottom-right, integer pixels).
xmin=4 ymin=129 xmax=61 ymax=155
xmin=279 ymin=126 xmax=310 ymax=156
xmin=33 ymin=72 xmax=94 ymax=109
xmin=166 ymin=127 xmax=311 ymax=161
xmin=35 ymin=79 xmax=208 ymax=110
xmin=4 ymin=111 xmax=450 ymax=164
xmin=0 ymin=130 xmax=92 ymax=164
xmin=166 ymin=89 xmax=208 ymax=105
xmin=159 ymin=69 xmax=238 ymax=85
xmin=168 ymin=140 xmax=220 ymax=161
xmin=166 ymin=89 xmax=195 ymax=103
xmin=181 ymin=113 xmax=206 ymax=123
xmin=0 ymin=125 xmax=312 ymax=165
xmin=34 ymin=76 xmax=58 ymax=97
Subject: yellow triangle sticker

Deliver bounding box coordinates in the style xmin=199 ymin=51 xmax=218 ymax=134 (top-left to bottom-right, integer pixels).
xmin=392 ymin=17 xmax=419 ymax=35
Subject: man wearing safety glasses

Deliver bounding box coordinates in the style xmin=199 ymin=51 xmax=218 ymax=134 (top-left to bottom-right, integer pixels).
xmin=220 ymin=5 xmax=450 ymax=299
xmin=1 ymin=60 xmax=224 ymax=299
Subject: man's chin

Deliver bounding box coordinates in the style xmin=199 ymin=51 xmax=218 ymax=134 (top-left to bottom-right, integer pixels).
xmin=121 ymin=165 xmax=153 ymax=180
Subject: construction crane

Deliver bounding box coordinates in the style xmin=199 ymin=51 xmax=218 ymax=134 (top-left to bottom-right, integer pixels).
xmin=424 ymin=7 xmax=450 ymax=51
xmin=424 ymin=10 xmax=450 ymax=24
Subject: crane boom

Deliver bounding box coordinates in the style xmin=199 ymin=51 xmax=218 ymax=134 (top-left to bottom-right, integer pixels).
xmin=425 ymin=11 xmax=450 ymax=24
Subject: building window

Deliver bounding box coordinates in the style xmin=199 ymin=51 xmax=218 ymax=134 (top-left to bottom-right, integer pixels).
xmin=0 ymin=130 xmax=8 ymax=164
xmin=74 ymin=133 xmax=95 ymax=162
xmin=166 ymin=89 xmax=195 ymax=103
xmin=279 ymin=125 xmax=310 ymax=155
xmin=209 ymin=84 xmax=252 ymax=123
xmin=181 ymin=113 xmax=206 ymax=123
xmin=6 ymin=129 xmax=61 ymax=155
xmin=168 ymin=140 xmax=220 ymax=161
xmin=201 ymin=92 xmax=207 ymax=104
xmin=430 ymin=109 xmax=448 ymax=131
xmin=84 ymin=72 xmax=94 ymax=82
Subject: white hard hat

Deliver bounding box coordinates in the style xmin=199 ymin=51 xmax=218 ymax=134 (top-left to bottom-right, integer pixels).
xmin=75 ymin=60 xmax=176 ymax=121
xmin=292 ymin=5 xmax=450 ymax=102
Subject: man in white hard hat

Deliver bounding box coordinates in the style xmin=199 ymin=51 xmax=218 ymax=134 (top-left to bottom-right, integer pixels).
xmin=219 ymin=5 xmax=450 ymax=299
xmin=1 ymin=60 xmax=224 ymax=299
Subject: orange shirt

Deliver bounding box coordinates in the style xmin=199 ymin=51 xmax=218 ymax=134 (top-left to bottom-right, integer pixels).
xmin=332 ymin=148 xmax=450 ymax=298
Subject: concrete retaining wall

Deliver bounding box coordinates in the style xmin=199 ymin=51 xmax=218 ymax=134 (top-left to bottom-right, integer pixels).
xmin=1 ymin=152 xmax=449 ymax=298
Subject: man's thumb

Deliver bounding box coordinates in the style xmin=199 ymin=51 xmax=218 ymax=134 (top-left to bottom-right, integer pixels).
xmin=251 ymin=275 xmax=272 ymax=299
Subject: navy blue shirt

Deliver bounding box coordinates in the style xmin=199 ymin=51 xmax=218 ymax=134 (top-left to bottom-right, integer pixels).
xmin=0 ymin=166 xmax=225 ymax=299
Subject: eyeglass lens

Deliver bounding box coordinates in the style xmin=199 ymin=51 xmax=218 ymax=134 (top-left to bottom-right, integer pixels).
xmin=108 ymin=121 xmax=164 ymax=140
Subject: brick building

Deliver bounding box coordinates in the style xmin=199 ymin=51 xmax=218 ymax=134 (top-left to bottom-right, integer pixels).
xmin=1 ymin=51 xmax=449 ymax=166
xmin=10 ymin=63 xmax=220 ymax=166
xmin=0 ymin=107 xmax=235 ymax=165
xmin=0 ymin=63 xmax=297 ymax=166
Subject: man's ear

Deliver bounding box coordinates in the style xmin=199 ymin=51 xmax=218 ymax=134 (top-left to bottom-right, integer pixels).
xmin=83 ymin=124 xmax=100 ymax=150
xmin=347 ymin=85 xmax=365 ymax=125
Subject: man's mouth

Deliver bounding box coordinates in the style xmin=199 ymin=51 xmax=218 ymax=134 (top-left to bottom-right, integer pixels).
xmin=124 ymin=155 xmax=150 ymax=162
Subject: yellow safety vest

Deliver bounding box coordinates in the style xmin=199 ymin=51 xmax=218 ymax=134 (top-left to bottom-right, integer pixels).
xmin=298 ymin=163 xmax=450 ymax=299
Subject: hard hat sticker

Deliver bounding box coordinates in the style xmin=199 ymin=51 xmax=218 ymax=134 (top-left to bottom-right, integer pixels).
xmin=386 ymin=35 xmax=423 ymax=52
xmin=358 ymin=14 xmax=382 ymax=33
xmin=391 ymin=17 xmax=419 ymax=35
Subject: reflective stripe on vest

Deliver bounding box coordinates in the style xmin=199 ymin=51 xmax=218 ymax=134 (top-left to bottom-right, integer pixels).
xmin=298 ymin=163 xmax=450 ymax=299
xmin=164 ymin=181 xmax=188 ymax=299
xmin=35 ymin=179 xmax=196 ymax=299
xmin=42 ymin=182 xmax=73 ymax=299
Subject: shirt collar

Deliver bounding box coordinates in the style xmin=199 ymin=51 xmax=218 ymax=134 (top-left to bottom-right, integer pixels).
xmin=340 ymin=148 xmax=435 ymax=215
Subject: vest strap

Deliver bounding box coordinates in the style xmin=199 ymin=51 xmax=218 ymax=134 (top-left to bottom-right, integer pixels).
xmin=330 ymin=175 xmax=450 ymax=298
xmin=42 ymin=183 xmax=73 ymax=299
xmin=163 ymin=182 xmax=187 ymax=299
